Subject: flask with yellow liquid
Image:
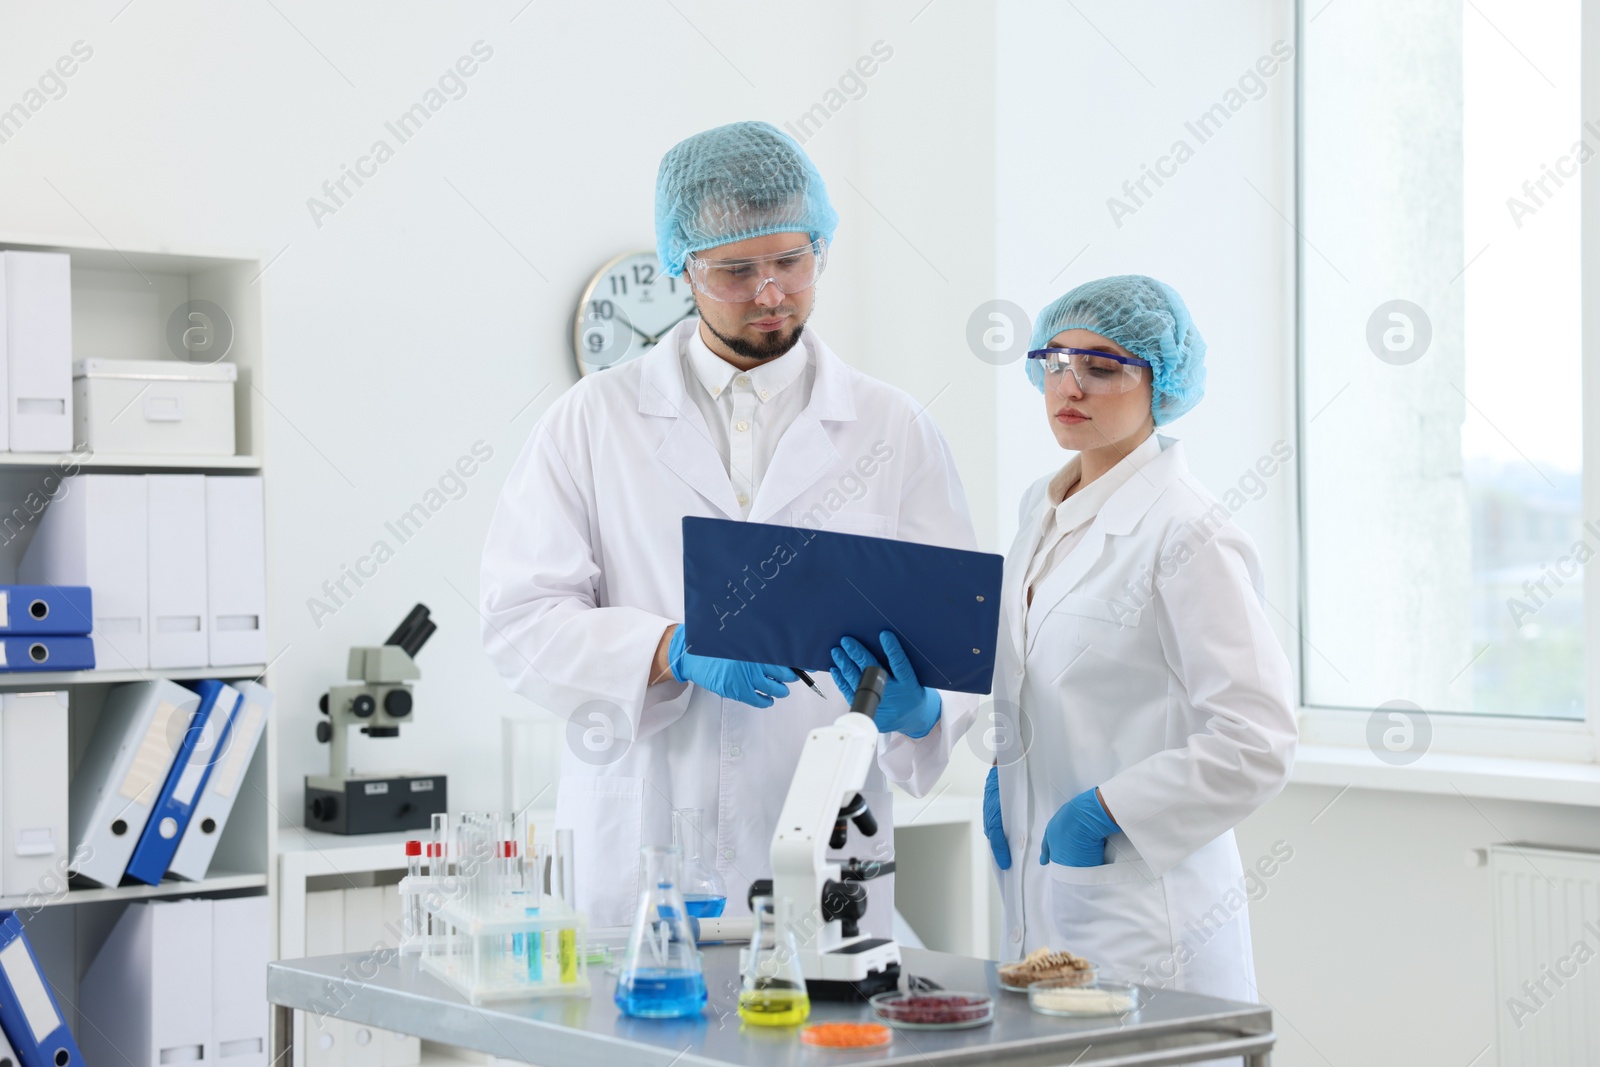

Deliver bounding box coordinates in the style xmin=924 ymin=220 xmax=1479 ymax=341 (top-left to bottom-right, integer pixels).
xmin=738 ymin=895 xmax=810 ymax=1027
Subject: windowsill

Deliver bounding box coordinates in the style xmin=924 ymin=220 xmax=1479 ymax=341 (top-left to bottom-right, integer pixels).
xmin=1292 ymin=743 xmax=1600 ymax=807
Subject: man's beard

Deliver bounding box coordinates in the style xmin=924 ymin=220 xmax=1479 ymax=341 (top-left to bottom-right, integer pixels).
xmin=700 ymin=307 xmax=808 ymax=361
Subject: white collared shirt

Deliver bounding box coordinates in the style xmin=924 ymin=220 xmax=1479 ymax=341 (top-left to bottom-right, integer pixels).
xmin=681 ymin=325 xmax=814 ymax=517
xmin=1023 ymin=432 xmax=1164 ymax=608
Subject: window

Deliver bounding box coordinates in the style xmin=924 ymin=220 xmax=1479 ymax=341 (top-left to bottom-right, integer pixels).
xmin=1300 ymin=0 xmax=1585 ymax=720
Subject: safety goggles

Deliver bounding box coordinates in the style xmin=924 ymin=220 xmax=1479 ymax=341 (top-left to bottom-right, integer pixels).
xmin=685 ymin=239 xmax=828 ymax=303
xmin=1027 ymin=347 xmax=1151 ymax=394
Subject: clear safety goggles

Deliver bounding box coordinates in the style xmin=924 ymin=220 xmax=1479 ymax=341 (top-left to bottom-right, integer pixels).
xmin=685 ymin=239 xmax=828 ymax=303
xmin=1028 ymin=347 xmax=1151 ymax=394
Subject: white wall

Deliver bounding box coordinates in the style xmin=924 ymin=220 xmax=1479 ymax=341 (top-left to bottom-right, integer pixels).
xmin=994 ymin=0 xmax=1299 ymax=598
xmin=0 ymin=2 xmax=996 ymax=815
xmin=1236 ymin=784 xmax=1600 ymax=1064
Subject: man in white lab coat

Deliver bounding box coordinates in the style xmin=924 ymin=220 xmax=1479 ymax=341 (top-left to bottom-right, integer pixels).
xmin=480 ymin=121 xmax=978 ymax=929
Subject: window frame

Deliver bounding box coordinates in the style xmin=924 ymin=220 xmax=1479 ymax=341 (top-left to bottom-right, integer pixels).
xmin=1291 ymin=0 xmax=1600 ymax=765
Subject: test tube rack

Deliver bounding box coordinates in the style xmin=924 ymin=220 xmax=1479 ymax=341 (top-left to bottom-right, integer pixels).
xmin=397 ymin=811 xmax=592 ymax=1003
xmin=410 ymin=884 xmax=591 ymax=1003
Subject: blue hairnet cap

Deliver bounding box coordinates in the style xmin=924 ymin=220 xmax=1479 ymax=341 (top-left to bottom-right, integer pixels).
xmin=1027 ymin=274 xmax=1207 ymax=426
xmin=654 ymin=121 xmax=839 ymax=278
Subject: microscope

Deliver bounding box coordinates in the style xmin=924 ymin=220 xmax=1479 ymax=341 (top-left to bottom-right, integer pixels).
xmin=752 ymin=666 xmax=901 ymax=1000
xmin=305 ymin=604 xmax=449 ymax=835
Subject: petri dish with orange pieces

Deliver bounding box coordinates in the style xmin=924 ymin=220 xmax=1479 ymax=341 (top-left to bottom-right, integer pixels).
xmin=798 ymin=1022 xmax=893 ymax=1050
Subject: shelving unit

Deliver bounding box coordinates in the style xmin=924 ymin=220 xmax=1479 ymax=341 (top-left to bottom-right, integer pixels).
xmin=0 ymin=871 xmax=267 ymax=911
xmin=0 ymin=663 xmax=267 ymax=688
xmin=0 ymin=233 xmax=274 ymax=1043
xmin=890 ymin=790 xmax=990 ymax=958
xmin=0 ymin=452 xmax=262 ymax=469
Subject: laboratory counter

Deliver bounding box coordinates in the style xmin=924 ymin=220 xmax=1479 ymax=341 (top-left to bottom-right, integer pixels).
xmin=268 ymin=944 xmax=1275 ymax=1066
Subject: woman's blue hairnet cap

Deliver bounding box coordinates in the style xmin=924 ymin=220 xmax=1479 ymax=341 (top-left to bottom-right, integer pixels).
xmin=1027 ymin=274 xmax=1207 ymax=426
xmin=655 ymin=121 xmax=839 ymax=278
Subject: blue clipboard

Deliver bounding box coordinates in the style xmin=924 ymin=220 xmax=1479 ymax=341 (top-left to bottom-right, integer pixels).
xmin=682 ymin=516 xmax=1003 ymax=694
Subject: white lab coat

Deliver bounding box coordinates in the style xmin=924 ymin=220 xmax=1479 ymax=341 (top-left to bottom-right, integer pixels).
xmin=993 ymin=436 xmax=1296 ymax=1006
xmin=481 ymin=320 xmax=978 ymax=928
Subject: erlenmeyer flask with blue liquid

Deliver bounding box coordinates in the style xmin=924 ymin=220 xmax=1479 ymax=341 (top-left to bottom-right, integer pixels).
xmin=672 ymin=808 xmax=727 ymax=918
xmin=614 ymin=844 xmax=707 ymax=1018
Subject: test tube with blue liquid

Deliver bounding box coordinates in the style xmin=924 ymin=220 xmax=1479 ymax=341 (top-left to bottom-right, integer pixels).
xmin=518 ymin=816 xmax=544 ymax=982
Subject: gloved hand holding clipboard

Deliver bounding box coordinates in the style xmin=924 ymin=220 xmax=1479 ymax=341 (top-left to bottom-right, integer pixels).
xmin=681 ymin=516 xmax=1004 ymax=695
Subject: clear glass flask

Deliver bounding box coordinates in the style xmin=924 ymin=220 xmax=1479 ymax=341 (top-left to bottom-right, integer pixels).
xmin=738 ymin=896 xmax=810 ymax=1026
xmin=614 ymin=845 xmax=707 ymax=1018
xmin=672 ymin=808 xmax=727 ymax=918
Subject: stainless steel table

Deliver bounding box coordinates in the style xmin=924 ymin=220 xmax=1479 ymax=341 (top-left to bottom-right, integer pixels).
xmin=268 ymin=946 xmax=1274 ymax=1066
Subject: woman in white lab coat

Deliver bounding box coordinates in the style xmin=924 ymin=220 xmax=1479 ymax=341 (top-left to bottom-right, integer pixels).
xmin=983 ymin=275 xmax=1296 ymax=1006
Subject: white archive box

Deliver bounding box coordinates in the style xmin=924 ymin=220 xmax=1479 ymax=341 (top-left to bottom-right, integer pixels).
xmin=205 ymin=476 xmax=267 ymax=666
xmin=72 ymin=358 xmax=237 ymax=455
xmin=0 ymin=690 xmax=69 ymax=898
xmin=4 ymin=251 xmax=74 ymax=453
xmin=147 ymin=474 xmax=209 ymax=668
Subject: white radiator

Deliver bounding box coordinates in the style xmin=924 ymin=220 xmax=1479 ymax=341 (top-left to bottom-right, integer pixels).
xmin=1491 ymin=843 xmax=1600 ymax=1065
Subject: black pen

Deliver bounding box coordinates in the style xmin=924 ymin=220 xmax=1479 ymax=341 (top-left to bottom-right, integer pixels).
xmin=791 ymin=668 xmax=826 ymax=698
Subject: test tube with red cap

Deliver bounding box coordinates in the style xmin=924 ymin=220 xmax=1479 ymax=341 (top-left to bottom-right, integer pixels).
xmin=506 ymin=833 xmax=525 ymax=965
xmin=424 ymin=840 xmax=444 ymax=938
xmin=404 ymin=840 xmax=423 ymax=940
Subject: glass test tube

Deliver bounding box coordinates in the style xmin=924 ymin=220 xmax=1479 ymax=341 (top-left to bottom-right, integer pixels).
xmin=526 ymin=841 xmax=545 ymax=982
xmin=555 ymin=828 xmax=577 ymax=983
xmin=404 ymin=840 xmax=422 ymax=942
xmin=426 ymin=811 xmax=447 ymax=941
xmin=509 ymin=812 xmax=528 ymax=969
xmin=424 ymin=842 xmax=442 ymax=939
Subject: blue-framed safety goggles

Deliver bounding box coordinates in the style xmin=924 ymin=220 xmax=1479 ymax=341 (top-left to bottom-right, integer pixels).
xmin=1026 ymin=347 xmax=1152 ymax=394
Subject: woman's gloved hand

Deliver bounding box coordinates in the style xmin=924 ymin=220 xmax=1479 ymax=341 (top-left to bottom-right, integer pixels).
xmin=983 ymin=766 xmax=1012 ymax=870
xmin=668 ymin=626 xmax=795 ymax=708
xmin=1040 ymin=787 xmax=1119 ymax=867
xmin=829 ymin=631 xmax=941 ymax=738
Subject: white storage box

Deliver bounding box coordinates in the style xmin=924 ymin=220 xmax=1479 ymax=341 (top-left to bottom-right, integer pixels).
xmin=73 ymin=359 xmax=237 ymax=455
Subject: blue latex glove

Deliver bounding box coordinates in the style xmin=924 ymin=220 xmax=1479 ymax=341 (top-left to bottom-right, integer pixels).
xmin=668 ymin=626 xmax=795 ymax=708
xmin=829 ymin=631 xmax=941 ymax=739
xmin=983 ymin=766 xmax=1011 ymax=871
xmin=1040 ymin=788 xmax=1120 ymax=867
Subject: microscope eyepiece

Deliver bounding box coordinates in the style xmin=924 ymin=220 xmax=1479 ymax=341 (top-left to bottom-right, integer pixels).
xmin=849 ymin=665 xmax=887 ymax=719
xmin=385 ymin=603 xmax=435 ymax=658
